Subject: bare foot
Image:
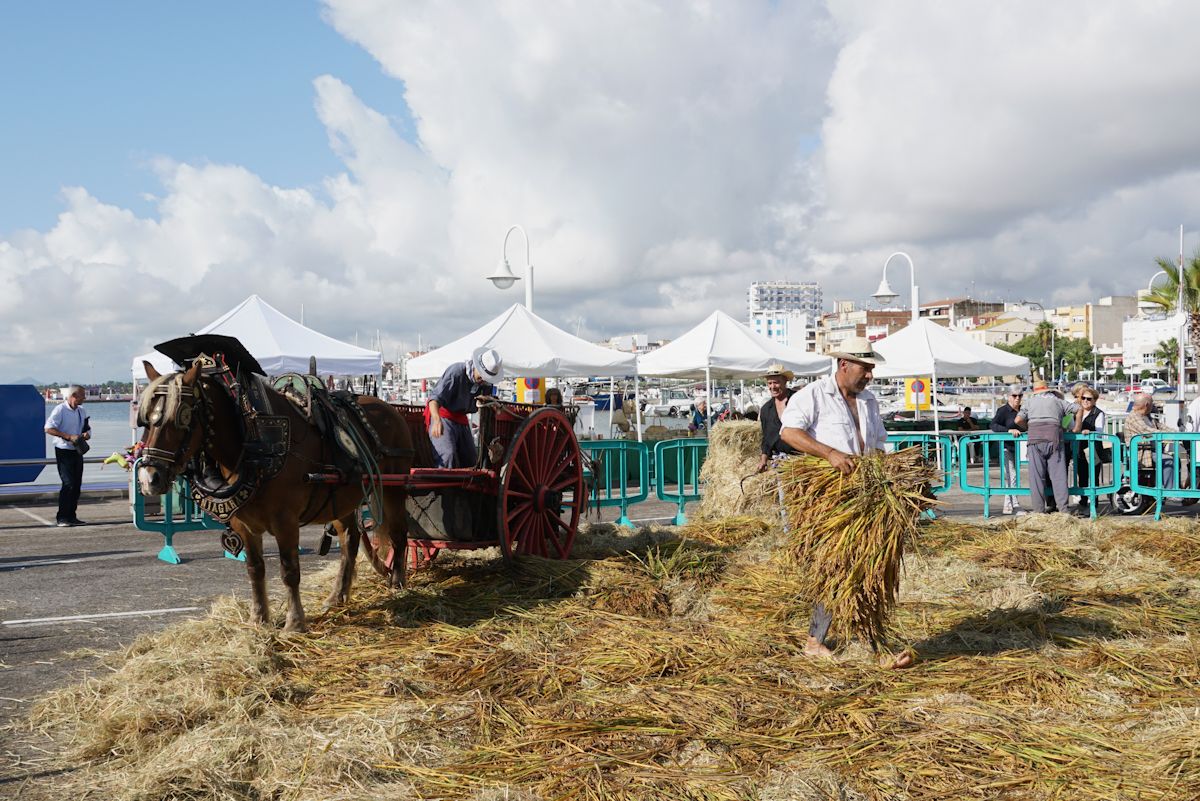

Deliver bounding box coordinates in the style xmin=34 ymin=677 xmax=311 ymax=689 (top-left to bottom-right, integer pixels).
xmin=880 ymin=651 xmax=915 ymax=669
xmin=803 ymin=637 xmax=835 ymax=659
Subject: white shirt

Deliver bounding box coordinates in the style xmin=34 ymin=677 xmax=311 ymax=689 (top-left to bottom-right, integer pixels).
xmin=780 ymin=374 xmax=888 ymax=455
xmin=1188 ymin=396 xmax=1200 ymax=433
xmin=45 ymin=401 xmax=87 ymax=450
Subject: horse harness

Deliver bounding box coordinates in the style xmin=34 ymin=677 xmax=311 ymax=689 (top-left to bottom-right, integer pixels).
xmin=140 ymin=353 xmax=412 ymax=539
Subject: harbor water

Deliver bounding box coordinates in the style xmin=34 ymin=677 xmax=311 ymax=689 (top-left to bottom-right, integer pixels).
xmin=4 ymin=402 xmax=139 ymax=491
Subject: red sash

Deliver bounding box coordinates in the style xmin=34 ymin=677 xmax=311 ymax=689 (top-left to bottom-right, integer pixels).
xmin=424 ymin=402 xmax=470 ymax=428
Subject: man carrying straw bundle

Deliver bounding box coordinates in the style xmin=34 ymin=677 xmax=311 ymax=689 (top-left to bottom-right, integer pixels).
xmin=779 ymin=337 xmax=914 ymax=669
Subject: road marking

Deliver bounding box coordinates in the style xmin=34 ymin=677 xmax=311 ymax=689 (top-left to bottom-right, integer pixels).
xmin=0 ymin=557 xmax=83 ymax=570
xmin=2 ymin=606 xmax=202 ymax=627
xmin=10 ymin=506 xmax=55 ymax=526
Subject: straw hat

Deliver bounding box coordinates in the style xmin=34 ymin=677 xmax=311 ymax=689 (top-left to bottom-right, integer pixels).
xmin=825 ymin=336 xmax=885 ymax=366
xmin=1031 ymin=379 xmax=1051 ymax=393
xmin=762 ymin=363 xmax=795 ymax=381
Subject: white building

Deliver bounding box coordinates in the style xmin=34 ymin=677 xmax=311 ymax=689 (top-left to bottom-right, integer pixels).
xmin=607 ymin=333 xmax=650 ymax=353
xmin=747 ymin=281 xmax=822 ymax=318
xmin=750 ymin=310 xmax=816 ymax=351
xmin=1122 ymin=312 xmax=1186 ymax=378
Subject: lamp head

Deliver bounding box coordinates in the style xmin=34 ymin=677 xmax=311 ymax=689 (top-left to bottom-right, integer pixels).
xmin=872 ymin=276 xmax=898 ymax=305
xmin=486 ymin=258 xmax=520 ymax=291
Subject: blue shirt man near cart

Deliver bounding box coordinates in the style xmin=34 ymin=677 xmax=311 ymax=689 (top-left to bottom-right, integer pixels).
xmin=44 ymin=385 xmax=91 ymax=527
xmin=426 ymin=348 xmax=502 ymax=468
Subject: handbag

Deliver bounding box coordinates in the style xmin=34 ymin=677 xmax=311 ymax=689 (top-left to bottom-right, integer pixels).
xmin=75 ymin=437 xmax=91 ymax=456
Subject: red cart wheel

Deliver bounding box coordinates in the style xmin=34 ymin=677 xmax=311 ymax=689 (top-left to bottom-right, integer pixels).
xmin=497 ymin=407 xmax=584 ymax=559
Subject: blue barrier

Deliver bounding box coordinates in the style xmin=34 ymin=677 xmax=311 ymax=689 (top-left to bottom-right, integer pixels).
xmin=956 ymin=431 xmax=1122 ymax=518
xmin=579 ymin=439 xmax=651 ymax=528
xmin=654 ymin=438 xmax=707 ymax=525
xmin=0 ymin=385 xmax=46 ymax=485
xmin=131 ymin=461 xmax=226 ymax=564
xmin=1126 ymin=432 xmax=1200 ymax=520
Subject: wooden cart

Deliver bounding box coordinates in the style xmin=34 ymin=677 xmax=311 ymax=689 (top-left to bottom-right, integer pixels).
xmin=343 ymin=399 xmax=586 ymax=569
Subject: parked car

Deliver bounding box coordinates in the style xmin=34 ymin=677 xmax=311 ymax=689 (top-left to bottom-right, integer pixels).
xmin=644 ymin=389 xmax=697 ymax=417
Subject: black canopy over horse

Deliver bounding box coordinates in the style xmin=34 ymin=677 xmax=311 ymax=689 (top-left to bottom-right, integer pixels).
xmin=137 ymin=334 xmax=414 ymax=631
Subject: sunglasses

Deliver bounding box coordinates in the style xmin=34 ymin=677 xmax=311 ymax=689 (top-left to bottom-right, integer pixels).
xmin=1081 ymin=396 xmax=1097 ymax=401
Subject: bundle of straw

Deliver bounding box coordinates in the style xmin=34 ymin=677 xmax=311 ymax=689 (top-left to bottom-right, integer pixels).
xmin=779 ymin=447 xmax=938 ymax=646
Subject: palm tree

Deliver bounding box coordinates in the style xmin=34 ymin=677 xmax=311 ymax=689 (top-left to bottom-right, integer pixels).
xmin=1144 ymin=249 xmax=1200 ymax=387
xmin=1153 ymin=338 xmax=1179 ymax=384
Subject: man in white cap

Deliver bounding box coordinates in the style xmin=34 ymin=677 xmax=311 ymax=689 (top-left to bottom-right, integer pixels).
xmin=426 ymin=347 xmax=503 ymax=468
xmin=779 ymin=337 xmax=911 ymax=669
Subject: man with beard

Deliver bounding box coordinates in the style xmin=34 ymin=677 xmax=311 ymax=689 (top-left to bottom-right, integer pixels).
xmin=780 ymin=338 xmax=911 ymax=668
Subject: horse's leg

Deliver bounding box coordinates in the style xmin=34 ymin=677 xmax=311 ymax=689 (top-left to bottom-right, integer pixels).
xmin=236 ymin=519 xmax=270 ymax=626
xmin=380 ymin=488 xmax=409 ymax=590
xmin=274 ymin=521 xmax=306 ymax=633
xmin=322 ymin=513 xmax=360 ymax=611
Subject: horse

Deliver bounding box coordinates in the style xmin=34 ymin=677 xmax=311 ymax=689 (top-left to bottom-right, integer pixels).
xmin=137 ymin=358 xmax=414 ymax=632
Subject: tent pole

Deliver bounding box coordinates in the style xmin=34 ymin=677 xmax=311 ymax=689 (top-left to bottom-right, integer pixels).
xmin=705 ymin=367 xmax=713 ymax=430
xmin=608 ymin=377 xmax=615 ymax=437
xmin=634 ymin=374 xmax=643 ymax=443
xmin=739 ymin=379 xmax=745 ymax=412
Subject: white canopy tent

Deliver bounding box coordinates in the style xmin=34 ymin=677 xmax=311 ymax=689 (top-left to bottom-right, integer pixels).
xmin=131 ymin=295 xmax=382 ymax=380
xmin=406 ymin=304 xmax=638 ymax=437
xmin=405 ymin=303 xmax=637 ymax=380
xmin=636 ymin=310 xmax=831 ymax=430
xmin=871 ymin=318 xmax=1032 ymax=436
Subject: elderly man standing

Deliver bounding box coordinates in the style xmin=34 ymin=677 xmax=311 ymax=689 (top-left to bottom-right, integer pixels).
xmin=427 ymin=347 xmax=503 ymax=469
xmin=44 ymin=385 xmax=90 ymax=527
xmin=756 ymin=364 xmax=798 ymax=473
xmin=1015 ymin=379 xmax=1081 ymax=514
xmin=989 ymin=384 xmax=1026 ymax=515
xmin=779 ymin=337 xmax=911 ymax=668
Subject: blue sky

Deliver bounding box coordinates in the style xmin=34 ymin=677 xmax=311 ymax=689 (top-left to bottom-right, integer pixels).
xmin=0 ymin=1 xmax=414 ymax=236
xmin=3 ymin=2 xmax=1200 ymax=382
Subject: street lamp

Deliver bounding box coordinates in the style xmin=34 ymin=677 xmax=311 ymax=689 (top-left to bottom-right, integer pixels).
xmin=486 ymin=224 xmax=534 ymax=312
xmin=872 ymin=251 xmax=919 ymax=324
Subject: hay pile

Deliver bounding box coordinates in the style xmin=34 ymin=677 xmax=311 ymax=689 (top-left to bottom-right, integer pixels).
xmin=695 ymin=419 xmax=779 ymax=521
xmin=11 ymin=513 xmax=1200 ymax=800
xmin=779 ymin=448 xmax=939 ymax=645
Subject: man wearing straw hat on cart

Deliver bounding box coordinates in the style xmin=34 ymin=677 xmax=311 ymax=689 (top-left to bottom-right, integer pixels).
xmin=779 ymin=337 xmax=912 ymax=668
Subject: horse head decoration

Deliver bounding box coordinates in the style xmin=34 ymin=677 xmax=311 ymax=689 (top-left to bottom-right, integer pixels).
xmin=137 ymin=334 xmax=415 ymax=632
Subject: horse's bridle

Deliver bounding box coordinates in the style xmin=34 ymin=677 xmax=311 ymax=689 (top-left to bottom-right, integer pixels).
xmin=138 ymin=374 xmax=205 ymax=479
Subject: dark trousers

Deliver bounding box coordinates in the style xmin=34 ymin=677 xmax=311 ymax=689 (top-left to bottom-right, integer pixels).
xmin=809 ymin=602 xmax=833 ymax=643
xmin=55 ymin=447 xmax=84 ymax=523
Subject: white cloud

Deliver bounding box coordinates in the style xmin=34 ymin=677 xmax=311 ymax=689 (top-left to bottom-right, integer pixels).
xmin=4 ymin=1 xmax=1200 ymax=382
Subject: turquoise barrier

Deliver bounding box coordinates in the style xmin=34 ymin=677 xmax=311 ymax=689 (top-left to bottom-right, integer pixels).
xmin=654 ymin=438 xmax=707 ymax=525
xmin=579 ymin=439 xmax=651 ymax=528
xmin=955 ymin=431 xmax=1121 ymax=519
xmin=131 ymin=462 xmax=225 ymax=564
xmin=1126 ymin=432 xmax=1200 ymax=520
xmin=886 ymin=433 xmax=954 ymax=494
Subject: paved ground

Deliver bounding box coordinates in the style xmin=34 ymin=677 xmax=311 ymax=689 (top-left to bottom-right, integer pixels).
xmin=2 ymin=481 xmax=1195 ymax=789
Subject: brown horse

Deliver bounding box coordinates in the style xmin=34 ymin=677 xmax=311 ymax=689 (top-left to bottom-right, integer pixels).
xmin=137 ymin=359 xmax=413 ymax=631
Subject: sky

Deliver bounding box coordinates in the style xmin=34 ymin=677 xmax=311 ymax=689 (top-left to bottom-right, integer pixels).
xmin=4 ymin=0 xmax=1200 ymax=383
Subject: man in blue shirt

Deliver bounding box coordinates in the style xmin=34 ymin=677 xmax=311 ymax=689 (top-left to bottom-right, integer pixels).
xmin=44 ymin=385 xmax=91 ymax=526
xmin=427 ymin=348 xmax=502 ymax=468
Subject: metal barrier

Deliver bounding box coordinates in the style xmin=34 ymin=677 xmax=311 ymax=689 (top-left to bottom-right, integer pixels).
xmin=131 ymin=461 xmax=225 ymax=564
xmin=654 ymin=438 xmax=707 ymax=525
xmin=1126 ymin=432 xmax=1200 ymax=520
xmin=886 ymin=433 xmax=954 ymax=494
xmin=956 ymin=431 xmax=1121 ymax=518
xmin=579 ymin=439 xmax=650 ymax=528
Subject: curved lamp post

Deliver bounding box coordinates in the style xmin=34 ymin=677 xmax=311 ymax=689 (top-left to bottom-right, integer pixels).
xmin=486 ymin=224 xmax=534 ymax=312
xmin=872 ymin=251 xmax=919 ymax=324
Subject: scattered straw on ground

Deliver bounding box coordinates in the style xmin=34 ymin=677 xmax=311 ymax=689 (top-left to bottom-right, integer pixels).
xmin=9 ymin=512 xmax=1200 ymax=800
